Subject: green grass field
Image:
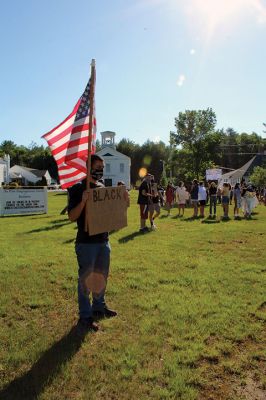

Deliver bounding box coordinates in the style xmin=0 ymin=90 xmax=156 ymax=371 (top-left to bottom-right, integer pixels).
xmin=0 ymin=191 xmax=265 ymax=400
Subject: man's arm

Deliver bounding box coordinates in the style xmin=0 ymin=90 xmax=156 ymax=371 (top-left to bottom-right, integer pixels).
xmin=68 ymin=191 xmax=89 ymax=222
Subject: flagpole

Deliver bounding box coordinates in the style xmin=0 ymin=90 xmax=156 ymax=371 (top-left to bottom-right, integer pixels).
xmin=85 ymin=58 xmax=96 ymax=232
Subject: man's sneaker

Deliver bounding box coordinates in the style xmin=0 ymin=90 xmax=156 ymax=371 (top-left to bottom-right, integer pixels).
xmin=139 ymin=226 xmax=149 ymax=233
xmin=93 ymin=306 xmax=117 ymax=319
xmin=77 ymin=317 xmax=98 ymax=333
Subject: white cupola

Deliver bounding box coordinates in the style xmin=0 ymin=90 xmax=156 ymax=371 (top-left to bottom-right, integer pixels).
xmin=101 ymin=131 xmax=116 ymax=149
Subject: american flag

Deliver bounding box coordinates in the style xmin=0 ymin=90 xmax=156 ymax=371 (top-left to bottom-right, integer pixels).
xmin=42 ymin=78 xmax=96 ymax=189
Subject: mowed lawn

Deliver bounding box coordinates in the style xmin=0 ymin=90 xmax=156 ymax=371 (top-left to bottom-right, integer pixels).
xmin=0 ymin=191 xmax=265 ymax=400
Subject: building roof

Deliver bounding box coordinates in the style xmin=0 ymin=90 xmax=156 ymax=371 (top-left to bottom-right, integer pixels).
xmin=9 ymin=171 xmax=22 ymax=179
xmin=221 ymin=154 xmax=266 ymax=181
xmin=96 ymin=146 xmax=131 ymax=160
xmin=11 ymin=165 xmax=48 ymax=178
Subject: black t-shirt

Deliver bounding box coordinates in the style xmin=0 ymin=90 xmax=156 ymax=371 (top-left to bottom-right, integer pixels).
xmin=68 ymin=179 xmax=109 ymax=243
xmin=137 ymin=181 xmax=151 ymax=205
xmin=209 ymin=186 xmax=217 ymax=195
xmin=190 ymin=184 xmax=199 ymax=200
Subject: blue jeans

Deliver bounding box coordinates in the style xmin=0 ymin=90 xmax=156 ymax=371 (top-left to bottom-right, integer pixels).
xmin=209 ymin=195 xmax=217 ymax=215
xmin=75 ymin=242 xmax=111 ymax=318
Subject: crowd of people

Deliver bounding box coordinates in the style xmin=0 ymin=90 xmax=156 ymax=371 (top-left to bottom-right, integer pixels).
xmin=66 ymin=160 xmax=264 ymax=333
xmin=137 ymin=174 xmax=265 ymax=232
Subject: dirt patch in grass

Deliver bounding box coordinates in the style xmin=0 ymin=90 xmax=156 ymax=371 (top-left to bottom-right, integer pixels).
xmin=235 ymin=372 xmax=266 ymax=400
xmin=198 ymin=332 xmax=266 ymax=400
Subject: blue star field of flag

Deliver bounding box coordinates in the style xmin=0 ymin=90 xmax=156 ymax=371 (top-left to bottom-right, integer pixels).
xmin=75 ymin=79 xmax=91 ymax=121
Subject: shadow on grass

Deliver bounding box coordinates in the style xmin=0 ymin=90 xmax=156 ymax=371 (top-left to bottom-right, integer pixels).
xmin=0 ymin=325 xmax=86 ymax=400
xmin=182 ymin=216 xmax=200 ymax=222
xmin=201 ymin=218 xmax=220 ymax=224
xmin=220 ymin=217 xmax=231 ymax=223
xmin=26 ymin=221 xmax=72 ymax=233
xmin=63 ymin=238 xmax=75 ymax=244
xmin=50 ymin=218 xmax=69 ymax=224
xmin=159 ymin=214 xmax=169 ymax=219
xmin=118 ymin=230 xmax=151 ymax=243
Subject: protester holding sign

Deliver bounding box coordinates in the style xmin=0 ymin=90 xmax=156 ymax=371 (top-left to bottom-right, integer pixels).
xmin=68 ymin=154 xmax=117 ymax=333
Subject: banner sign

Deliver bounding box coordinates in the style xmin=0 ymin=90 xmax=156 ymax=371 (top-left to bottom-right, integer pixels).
xmin=206 ymin=168 xmax=222 ymax=181
xmin=0 ymin=188 xmax=48 ymax=216
xmin=87 ymin=186 xmax=128 ymax=235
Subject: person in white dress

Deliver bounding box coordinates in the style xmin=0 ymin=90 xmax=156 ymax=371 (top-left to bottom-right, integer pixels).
xmin=175 ymin=181 xmax=189 ymax=217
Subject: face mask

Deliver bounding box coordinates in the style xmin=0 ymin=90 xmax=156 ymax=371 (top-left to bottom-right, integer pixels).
xmin=91 ymin=169 xmax=104 ymax=180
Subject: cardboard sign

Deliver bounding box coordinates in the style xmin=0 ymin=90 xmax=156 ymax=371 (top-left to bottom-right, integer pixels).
xmin=206 ymin=168 xmax=222 ymax=181
xmin=87 ymin=186 xmax=128 ymax=235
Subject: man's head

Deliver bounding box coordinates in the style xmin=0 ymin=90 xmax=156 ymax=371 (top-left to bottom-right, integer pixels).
xmin=144 ymin=173 xmax=153 ymax=183
xmin=89 ymin=155 xmax=104 ymax=181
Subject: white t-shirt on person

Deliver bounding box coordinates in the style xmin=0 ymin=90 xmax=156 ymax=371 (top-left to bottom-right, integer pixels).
xmin=198 ymin=186 xmax=207 ymax=201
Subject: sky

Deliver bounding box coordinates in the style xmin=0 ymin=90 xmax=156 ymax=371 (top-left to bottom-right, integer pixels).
xmin=0 ymin=0 xmax=266 ymax=148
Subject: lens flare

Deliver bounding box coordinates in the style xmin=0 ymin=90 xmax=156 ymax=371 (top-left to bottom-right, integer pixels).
xmin=139 ymin=167 xmax=147 ymax=178
xmin=82 ymin=272 xmax=106 ymax=296
xmin=143 ymin=155 xmax=152 ymax=166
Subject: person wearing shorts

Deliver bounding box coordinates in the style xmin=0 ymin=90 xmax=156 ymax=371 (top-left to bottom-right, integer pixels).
xmin=209 ymin=181 xmax=217 ymax=218
xmin=190 ymin=179 xmax=199 ymax=218
xmin=198 ymin=181 xmax=207 ymax=218
xmin=233 ymin=183 xmax=241 ymax=219
xmin=149 ymin=177 xmax=161 ymax=230
xmin=137 ymin=174 xmax=153 ymax=233
xmin=165 ymin=182 xmax=175 ymax=216
xmin=176 ymin=181 xmax=187 ymax=217
xmin=221 ymin=183 xmax=230 ymax=219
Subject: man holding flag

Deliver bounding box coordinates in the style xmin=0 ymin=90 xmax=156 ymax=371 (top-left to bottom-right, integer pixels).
xmin=68 ymin=154 xmax=117 ymax=332
xmin=43 ymin=61 xmax=117 ymax=333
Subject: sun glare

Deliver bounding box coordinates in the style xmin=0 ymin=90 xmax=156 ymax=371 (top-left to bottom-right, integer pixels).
xmin=143 ymin=0 xmax=266 ymax=41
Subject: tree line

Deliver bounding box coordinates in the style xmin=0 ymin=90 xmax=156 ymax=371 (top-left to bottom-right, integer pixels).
xmin=1 ymin=108 xmax=265 ymax=185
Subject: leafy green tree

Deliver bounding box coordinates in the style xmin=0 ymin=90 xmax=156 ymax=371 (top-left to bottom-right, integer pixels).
xmin=117 ymin=139 xmax=170 ymax=185
xmin=171 ymin=108 xmax=217 ymax=178
xmin=249 ymin=166 xmax=266 ymax=187
xmin=0 ymin=140 xmax=17 ymax=159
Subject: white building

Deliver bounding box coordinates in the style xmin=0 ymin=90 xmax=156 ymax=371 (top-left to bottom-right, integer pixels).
xmin=0 ymin=154 xmax=10 ymax=185
xmin=9 ymin=165 xmax=52 ymax=186
xmin=96 ymin=131 xmax=131 ymax=189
